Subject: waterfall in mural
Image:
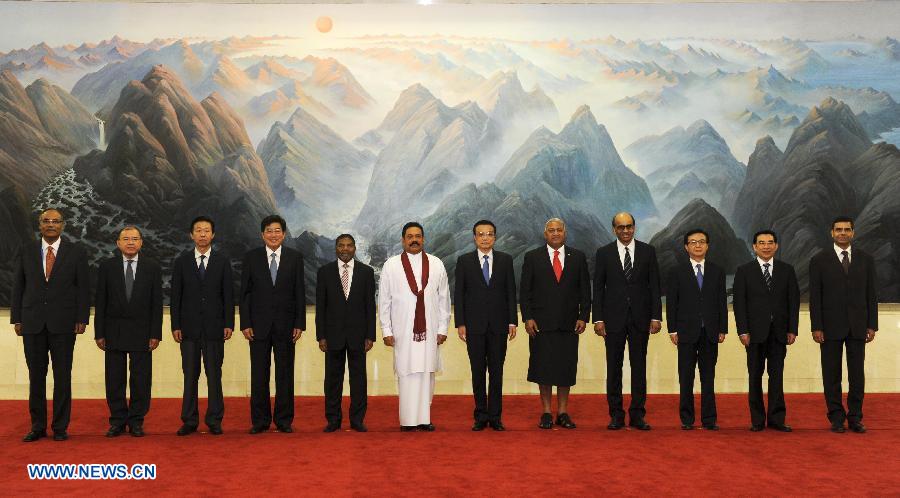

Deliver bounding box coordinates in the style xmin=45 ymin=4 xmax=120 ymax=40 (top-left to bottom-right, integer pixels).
xmin=96 ymin=117 xmax=105 ymax=149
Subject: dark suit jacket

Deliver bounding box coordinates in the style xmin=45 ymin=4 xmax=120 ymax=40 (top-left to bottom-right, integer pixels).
xmin=94 ymin=254 xmax=163 ymax=351
xmin=666 ymin=260 xmax=728 ymax=343
xmin=809 ymin=247 xmax=878 ymax=340
xmin=315 ymin=260 xmax=376 ymax=351
xmin=11 ymin=238 xmax=91 ymax=334
xmin=239 ymin=245 xmax=306 ymax=340
xmin=519 ymin=246 xmax=591 ymax=331
xmin=170 ymin=248 xmax=235 ymax=341
xmin=453 ymin=250 xmax=518 ymax=334
xmin=733 ymin=259 xmax=800 ymax=344
xmin=592 ymin=240 xmax=661 ymax=335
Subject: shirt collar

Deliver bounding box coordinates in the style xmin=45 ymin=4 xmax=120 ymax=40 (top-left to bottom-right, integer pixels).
xmin=616 ymin=239 xmax=635 ymax=252
xmin=406 ymin=251 xmax=423 ymax=261
xmin=123 ymin=254 xmax=139 ymax=263
xmin=547 ymin=244 xmax=565 ymax=256
xmin=339 ymin=259 xmax=355 ymax=269
xmin=42 ymin=237 xmax=61 ymax=253
xmin=477 ymin=249 xmax=493 ymax=259
xmin=757 ymin=256 xmax=773 ymax=267
xmin=195 ymin=247 xmax=211 ymax=260
xmin=689 ymin=258 xmax=705 ymax=268
xmin=834 ymin=244 xmax=851 ymax=259
xmin=267 ymin=245 xmax=282 ymax=258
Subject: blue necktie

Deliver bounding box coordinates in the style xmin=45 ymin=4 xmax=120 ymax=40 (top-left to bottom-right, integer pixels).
xmin=695 ymin=263 xmax=703 ymax=289
xmin=482 ymin=255 xmax=490 ymax=285
xmin=198 ymin=254 xmax=206 ymax=280
xmin=269 ymin=253 xmax=278 ymax=285
xmin=763 ymin=263 xmax=772 ymax=291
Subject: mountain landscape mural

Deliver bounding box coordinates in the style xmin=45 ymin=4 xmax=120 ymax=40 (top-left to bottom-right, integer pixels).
xmin=0 ymin=2 xmax=899 ymax=302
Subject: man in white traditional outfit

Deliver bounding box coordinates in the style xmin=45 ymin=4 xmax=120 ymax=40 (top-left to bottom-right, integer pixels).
xmin=379 ymin=222 xmax=451 ymax=431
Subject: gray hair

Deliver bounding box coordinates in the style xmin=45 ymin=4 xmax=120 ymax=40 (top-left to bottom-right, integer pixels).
xmin=545 ymin=218 xmax=565 ymax=230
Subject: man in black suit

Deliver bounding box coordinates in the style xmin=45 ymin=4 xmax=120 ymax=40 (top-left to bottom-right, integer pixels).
xmin=11 ymin=208 xmax=90 ymax=442
xmin=94 ymin=226 xmax=163 ymax=438
xmin=240 ymin=215 xmax=305 ymax=434
xmin=809 ymin=216 xmax=877 ymax=434
xmin=316 ymin=234 xmax=375 ymax=433
xmin=170 ymin=216 xmax=234 ymax=436
xmin=666 ymin=229 xmax=727 ymax=431
xmin=733 ymin=230 xmax=800 ymax=432
xmin=520 ymin=218 xmax=591 ymax=430
xmin=454 ymin=220 xmax=517 ymax=432
xmin=593 ymin=212 xmax=661 ymax=431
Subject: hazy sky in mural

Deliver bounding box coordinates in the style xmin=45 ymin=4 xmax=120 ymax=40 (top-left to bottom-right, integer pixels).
xmin=2 ymin=1 xmax=900 ymax=52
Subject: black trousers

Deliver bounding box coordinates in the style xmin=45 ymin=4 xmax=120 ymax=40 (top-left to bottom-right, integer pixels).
xmin=746 ymin=329 xmax=787 ymax=427
xmin=23 ymin=328 xmax=76 ymax=433
xmin=324 ymin=346 xmax=367 ymax=427
xmin=466 ymin=331 xmax=508 ymax=423
xmin=180 ymin=339 xmax=225 ymax=429
xmin=677 ymin=335 xmax=718 ymax=426
xmin=821 ymin=337 xmax=866 ymax=425
xmin=105 ymin=349 xmax=152 ymax=428
xmin=249 ymin=334 xmax=295 ymax=428
xmin=604 ymin=316 xmax=649 ymax=424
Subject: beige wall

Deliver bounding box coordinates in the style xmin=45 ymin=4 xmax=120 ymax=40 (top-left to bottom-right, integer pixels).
xmin=2 ymin=305 xmax=898 ymax=399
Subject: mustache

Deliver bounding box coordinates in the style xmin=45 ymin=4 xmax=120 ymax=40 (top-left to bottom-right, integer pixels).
xmin=409 ymin=242 xmax=420 ymax=246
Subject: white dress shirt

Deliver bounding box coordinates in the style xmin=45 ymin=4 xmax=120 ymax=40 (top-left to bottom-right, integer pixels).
xmin=477 ymin=249 xmax=493 ymax=279
xmin=757 ymin=256 xmax=774 ymax=277
xmin=122 ymin=254 xmax=139 ymax=274
xmin=338 ymin=258 xmax=355 ymax=285
xmin=267 ymin=245 xmax=282 ymax=268
xmin=195 ymin=247 xmax=211 ymax=268
xmin=834 ymin=244 xmax=851 ymax=264
xmin=547 ymin=245 xmax=566 ymax=268
xmin=617 ymin=239 xmax=636 ymax=269
xmin=41 ymin=237 xmax=61 ymax=279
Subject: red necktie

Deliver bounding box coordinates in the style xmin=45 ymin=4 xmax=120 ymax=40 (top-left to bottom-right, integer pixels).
xmin=553 ymin=250 xmax=562 ymax=282
xmin=45 ymin=247 xmax=55 ymax=281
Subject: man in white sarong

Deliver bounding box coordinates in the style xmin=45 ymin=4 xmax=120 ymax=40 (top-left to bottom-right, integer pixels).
xmin=379 ymin=222 xmax=451 ymax=431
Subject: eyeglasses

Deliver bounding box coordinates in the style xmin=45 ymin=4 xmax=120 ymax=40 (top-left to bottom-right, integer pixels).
xmin=546 ymin=228 xmax=565 ymax=234
xmin=687 ymin=239 xmax=708 ymax=246
xmin=264 ymin=228 xmax=283 ymax=234
xmin=476 ymin=231 xmax=495 ymax=238
xmin=40 ymin=219 xmax=63 ymax=225
xmin=614 ymin=224 xmax=634 ymax=231
xmin=119 ymin=237 xmax=141 ymax=242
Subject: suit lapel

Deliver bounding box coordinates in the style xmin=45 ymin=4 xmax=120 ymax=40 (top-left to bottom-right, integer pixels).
xmin=345 ymin=261 xmax=358 ymax=300
xmin=475 ymin=252 xmax=491 ymax=288
xmin=49 ymin=240 xmax=68 ymax=282
xmin=559 ymin=248 xmax=574 ymax=284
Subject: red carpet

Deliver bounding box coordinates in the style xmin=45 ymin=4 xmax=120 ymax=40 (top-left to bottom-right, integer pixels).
xmin=2 ymin=393 xmax=899 ymax=496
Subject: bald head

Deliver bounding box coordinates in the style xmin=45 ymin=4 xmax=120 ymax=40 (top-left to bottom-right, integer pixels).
xmin=612 ymin=212 xmax=636 ymax=245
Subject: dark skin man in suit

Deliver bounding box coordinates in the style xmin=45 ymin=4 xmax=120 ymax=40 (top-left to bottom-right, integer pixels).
xmin=809 ymin=217 xmax=877 ymax=434
xmin=521 ymin=218 xmax=591 ymax=430
xmin=170 ymin=216 xmax=234 ymax=436
xmin=733 ymin=230 xmax=799 ymax=432
xmin=94 ymin=226 xmax=163 ymax=438
xmin=316 ymin=234 xmax=375 ymax=433
xmin=455 ymin=220 xmax=517 ymax=431
xmin=593 ymin=212 xmax=662 ymax=431
xmin=12 ymin=208 xmax=90 ymax=442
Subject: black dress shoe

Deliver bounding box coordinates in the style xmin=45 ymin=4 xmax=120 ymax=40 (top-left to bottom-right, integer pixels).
xmin=702 ymin=424 xmax=720 ymax=431
xmin=23 ymin=430 xmax=46 ymax=442
xmin=629 ymin=420 xmax=651 ymax=431
xmin=323 ymin=423 xmax=340 ymax=433
xmin=129 ymin=425 xmax=145 ymax=437
xmin=749 ymin=424 xmax=765 ymax=432
xmin=400 ymin=425 xmax=417 ymax=432
xmin=489 ymin=420 xmax=506 ymax=431
xmin=417 ymin=424 xmax=435 ymax=432
xmin=607 ymin=421 xmax=624 ymax=430
xmin=208 ymin=426 xmax=223 ymax=435
xmin=849 ymin=422 xmax=867 ymax=433
xmin=53 ymin=432 xmax=69 ymax=441
xmin=830 ymin=424 xmax=846 ymax=433
xmin=176 ymin=425 xmax=197 ymax=436
xmin=556 ymin=413 xmax=576 ymax=429
xmin=681 ymin=424 xmax=695 ymax=430
xmin=350 ymin=423 xmax=368 ymax=433
xmin=276 ymin=425 xmax=293 ymax=433
xmin=106 ymin=426 xmax=125 ymax=438
xmin=768 ymin=423 xmax=793 ymax=433
xmin=472 ymin=420 xmax=487 ymax=431
xmin=538 ymin=413 xmax=553 ymax=430
xmin=249 ymin=425 xmax=269 ymax=434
